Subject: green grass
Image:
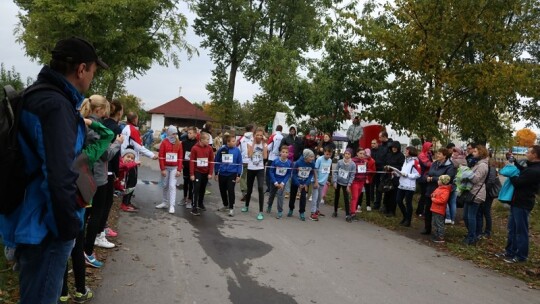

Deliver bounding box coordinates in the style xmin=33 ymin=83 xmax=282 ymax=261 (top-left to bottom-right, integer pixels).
xmin=0 ymin=241 xmax=19 ymax=304
xmin=324 ymin=188 xmax=540 ymax=287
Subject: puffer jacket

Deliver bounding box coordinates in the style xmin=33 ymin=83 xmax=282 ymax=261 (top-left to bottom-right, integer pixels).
xmin=469 ymin=158 xmax=489 ymax=204
xmin=509 ymin=161 xmax=540 ymax=210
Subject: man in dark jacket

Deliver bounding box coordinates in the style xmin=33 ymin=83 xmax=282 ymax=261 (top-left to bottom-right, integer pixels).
xmin=499 ymin=145 xmax=540 ymax=263
xmin=0 ymin=37 xmax=107 ymax=303
xmin=382 ymin=141 xmax=405 ymax=216
xmin=281 ymin=126 xmax=304 ymax=161
xmin=372 ymin=131 xmax=393 ymax=210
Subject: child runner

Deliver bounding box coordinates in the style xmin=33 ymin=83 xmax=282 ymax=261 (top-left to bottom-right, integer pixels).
xmin=430 ymin=174 xmax=452 ymax=243
xmin=332 ymin=148 xmax=355 ymax=222
xmin=358 ymin=148 xmax=377 ymax=212
xmin=189 ymin=132 xmax=214 ymax=216
xmin=350 ymin=148 xmax=369 ymax=221
xmin=242 ymin=127 xmax=268 ymax=220
xmin=156 ymin=125 xmax=183 ymax=214
xmin=118 ymin=149 xmax=140 ymax=210
xmin=181 ymin=127 xmax=198 ymax=208
xmin=310 ymin=147 xmax=333 ymax=221
xmin=267 ymin=146 xmax=292 ymax=218
xmin=288 ymin=149 xmax=316 ymax=221
xmin=214 ymin=134 xmax=243 ymax=216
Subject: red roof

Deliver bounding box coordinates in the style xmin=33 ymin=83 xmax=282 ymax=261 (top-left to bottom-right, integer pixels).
xmin=147 ymin=96 xmax=214 ymax=121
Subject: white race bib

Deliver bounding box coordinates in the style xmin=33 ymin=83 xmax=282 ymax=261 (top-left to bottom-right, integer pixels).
xmin=184 ymin=151 xmax=191 ymax=161
xmin=321 ymin=165 xmax=330 ymax=174
xmin=222 ymin=154 xmax=233 ymax=164
xmin=197 ymin=158 xmax=208 ymax=167
xmin=357 ymin=164 xmax=366 ymax=174
xmin=166 ymin=152 xmax=178 ymax=162
xmin=338 ymin=168 xmax=349 ymax=179
xmin=276 ymin=167 xmax=287 ymax=176
xmin=298 ymin=167 xmax=311 ymax=179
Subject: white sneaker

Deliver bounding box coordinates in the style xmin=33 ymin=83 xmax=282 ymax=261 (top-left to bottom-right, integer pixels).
xmin=366 ymin=206 xmax=372 ymax=212
xmin=169 ymin=206 xmax=175 ymax=214
xmin=95 ymin=233 xmax=115 ymax=249
xmin=308 ymin=196 xmax=313 ymax=201
xmin=156 ymin=202 xmax=168 ymax=209
xmin=357 ymin=206 xmax=362 ymax=213
xmin=229 ymin=209 xmax=234 ymax=217
xmin=321 ymin=199 xmax=325 ymax=205
xmin=444 ymin=219 xmax=452 ymax=224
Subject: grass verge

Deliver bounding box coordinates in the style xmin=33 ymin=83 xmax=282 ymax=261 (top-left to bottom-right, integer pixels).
xmin=324 ymin=188 xmax=540 ymax=288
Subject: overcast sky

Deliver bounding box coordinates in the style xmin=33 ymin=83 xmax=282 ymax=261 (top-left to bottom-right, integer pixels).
xmin=0 ymin=1 xmax=260 ymax=110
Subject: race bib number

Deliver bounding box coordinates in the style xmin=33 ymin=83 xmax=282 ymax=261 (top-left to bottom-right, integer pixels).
xmin=338 ymin=168 xmax=349 ymax=179
xmin=222 ymin=154 xmax=233 ymax=164
xmin=166 ymin=152 xmax=178 ymax=162
xmin=357 ymin=164 xmax=366 ymax=174
xmin=298 ymin=167 xmax=311 ymax=179
xmin=197 ymin=158 xmax=208 ymax=167
xmin=321 ymin=165 xmax=330 ymax=174
xmin=276 ymin=167 xmax=287 ymax=176
xmin=184 ymin=151 xmax=191 ymax=161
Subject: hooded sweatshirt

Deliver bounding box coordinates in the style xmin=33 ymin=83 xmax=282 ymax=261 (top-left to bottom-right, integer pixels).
xmin=159 ymin=136 xmax=183 ymax=171
xmin=333 ymin=158 xmax=355 ymax=186
xmin=509 ymin=161 xmax=540 ymax=210
xmin=189 ymin=142 xmax=215 ymax=175
xmin=418 ymin=142 xmax=433 ymax=176
xmin=269 ymin=157 xmax=292 ymax=185
xmin=214 ymin=145 xmax=243 ymax=177
xmin=182 ymin=136 xmax=198 ymax=174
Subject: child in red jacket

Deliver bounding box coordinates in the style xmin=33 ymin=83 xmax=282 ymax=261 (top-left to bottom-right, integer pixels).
xmin=430 ymin=174 xmax=452 ymax=243
xmin=358 ymin=148 xmax=377 ymax=212
xmin=119 ymin=149 xmax=140 ymax=212
xmin=189 ymin=132 xmax=215 ymax=216
xmin=156 ymin=125 xmax=183 ymax=214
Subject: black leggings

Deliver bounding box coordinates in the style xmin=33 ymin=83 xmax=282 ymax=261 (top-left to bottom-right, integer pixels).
xmin=61 ymin=229 xmax=86 ymax=296
xmin=192 ymin=172 xmax=208 ymax=210
xmin=99 ymin=175 xmax=115 ymax=232
xmin=84 ymin=184 xmax=107 ymax=255
xmin=334 ymin=184 xmax=350 ymax=216
xmin=183 ymin=174 xmax=194 ymax=200
xmin=245 ymin=169 xmax=265 ymax=212
xmin=358 ymin=182 xmax=373 ymax=207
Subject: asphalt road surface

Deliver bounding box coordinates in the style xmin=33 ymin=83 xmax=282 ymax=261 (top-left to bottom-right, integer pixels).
xmin=93 ymin=161 xmax=539 ymax=304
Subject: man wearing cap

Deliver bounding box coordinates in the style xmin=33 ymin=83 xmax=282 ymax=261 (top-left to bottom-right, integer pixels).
xmin=0 ymin=37 xmax=108 ymax=303
xmin=346 ymin=116 xmax=363 ymax=155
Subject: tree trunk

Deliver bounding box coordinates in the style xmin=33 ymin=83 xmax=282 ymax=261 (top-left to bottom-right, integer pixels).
xmin=105 ymin=73 xmax=118 ymax=101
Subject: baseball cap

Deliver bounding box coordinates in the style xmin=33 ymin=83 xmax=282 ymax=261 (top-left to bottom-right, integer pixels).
xmin=52 ymin=37 xmax=109 ymax=69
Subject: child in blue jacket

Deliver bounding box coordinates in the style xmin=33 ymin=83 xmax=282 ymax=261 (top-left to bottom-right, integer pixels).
xmin=214 ymin=134 xmax=243 ymax=216
xmin=288 ymin=149 xmax=317 ymax=221
xmin=267 ymin=146 xmax=292 ymax=218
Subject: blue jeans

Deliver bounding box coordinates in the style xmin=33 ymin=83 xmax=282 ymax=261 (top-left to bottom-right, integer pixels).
xmin=18 ymin=237 xmax=75 ymax=304
xmin=505 ymin=206 xmax=530 ymax=261
xmin=477 ymin=197 xmax=494 ymax=236
xmin=445 ymin=187 xmax=457 ymax=221
xmin=463 ymin=201 xmax=480 ymax=244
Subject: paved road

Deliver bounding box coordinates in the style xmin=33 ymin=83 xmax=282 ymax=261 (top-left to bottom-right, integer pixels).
xmin=93 ymin=161 xmax=539 ymax=304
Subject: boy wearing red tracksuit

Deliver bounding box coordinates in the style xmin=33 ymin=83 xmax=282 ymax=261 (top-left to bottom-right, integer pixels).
xmin=189 ymin=132 xmax=215 ymax=216
xmin=350 ymin=148 xmax=369 ymax=221
xmin=156 ymin=125 xmax=183 ymax=214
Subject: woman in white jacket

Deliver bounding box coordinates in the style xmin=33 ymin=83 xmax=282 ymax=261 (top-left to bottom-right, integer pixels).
xmin=396 ymin=146 xmax=422 ymax=227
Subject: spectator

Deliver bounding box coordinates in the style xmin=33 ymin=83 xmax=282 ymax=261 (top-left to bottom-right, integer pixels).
xmin=497 ymin=145 xmax=540 ymax=263
xmin=346 ymin=116 xmax=363 ymax=155
xmin=372 ymin=131 xmax=393 ymax=210
xmin=0 ymin=37 xmax=108 ymax=304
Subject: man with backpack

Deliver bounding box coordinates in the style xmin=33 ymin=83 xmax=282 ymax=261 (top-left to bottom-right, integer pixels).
xmin=0 ymin=37 xmax=108 ymax=303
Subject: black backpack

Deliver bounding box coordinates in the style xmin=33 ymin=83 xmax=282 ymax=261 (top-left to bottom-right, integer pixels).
xmin=0 ymin=84 xmax=62 ymax=214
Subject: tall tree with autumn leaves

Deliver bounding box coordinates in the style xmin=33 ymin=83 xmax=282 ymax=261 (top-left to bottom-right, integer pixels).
xmin=344 ymin=0 xmax=540 ymax=143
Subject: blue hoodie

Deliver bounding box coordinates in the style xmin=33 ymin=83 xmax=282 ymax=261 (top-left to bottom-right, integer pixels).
xmin=499 ymin=164 xmax=520 ymax=203
xmin=269 ymin=157 xmax=292 ymax=185
xmin=292 ymin=156 xmax=315 ymax=186
xmin=214 ymin=145 xmax=243 ymax=177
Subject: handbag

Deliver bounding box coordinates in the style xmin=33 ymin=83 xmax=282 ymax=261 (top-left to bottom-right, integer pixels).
xmin=73 ymin=152 xmax=97 ymax=208
xmin=456 ymin=190 xmax=475 ymax=208
xmin=487 ymin=177 xmax=502 ymax=198
xmin=378 ymin=175 xmax=394 ymax=193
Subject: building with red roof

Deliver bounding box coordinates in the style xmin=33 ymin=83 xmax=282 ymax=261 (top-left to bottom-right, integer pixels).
xmin=147 ymin=96 xmax=214 ymax=131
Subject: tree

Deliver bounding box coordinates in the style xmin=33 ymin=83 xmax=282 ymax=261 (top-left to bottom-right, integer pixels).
xmin=191 ymin=0 xmax=331 ymax=116
xmin=14 ymin=0 xmax=195 ymax=100
xmin=117 ymin=94 xmax=148 ymax=125
xmin=515 ymin=128 xmax=537 ymax=147
xmin=349 ymin=0 xmax=540 ymax=142
xmin=0 ymin=64 xmax=27 ymax=99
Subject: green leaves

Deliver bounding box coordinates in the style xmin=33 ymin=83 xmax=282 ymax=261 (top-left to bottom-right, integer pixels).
xmin=14 ymin=0 xmax=195 ymax=99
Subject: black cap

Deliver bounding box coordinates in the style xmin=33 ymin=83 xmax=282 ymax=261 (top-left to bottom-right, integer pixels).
xmin=51 ymin=37 xmax=108 ymax=69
